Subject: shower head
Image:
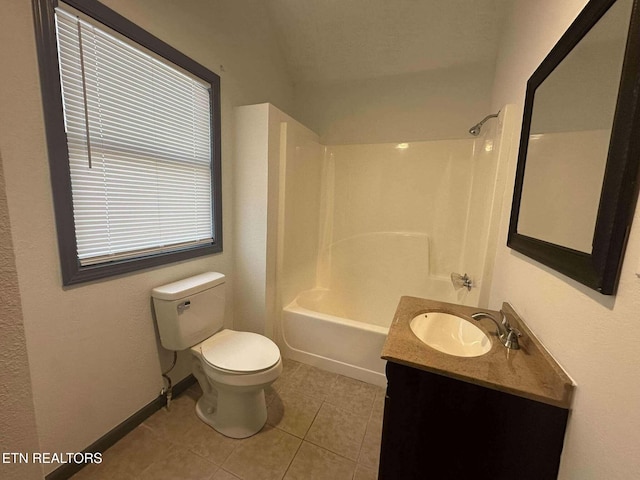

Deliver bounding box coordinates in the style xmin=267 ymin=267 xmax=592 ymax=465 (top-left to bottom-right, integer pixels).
xmin=469 ymin=111 xmax=500 ymax=136
xmin=469 ymin=125 xmax=482 ymax=136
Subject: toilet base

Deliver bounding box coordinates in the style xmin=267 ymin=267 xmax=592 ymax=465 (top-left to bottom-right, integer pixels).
xmin=195 ymin=387 xmax=267 ymax=439
xmin=190 ymin=355 xmax=281 ymax=439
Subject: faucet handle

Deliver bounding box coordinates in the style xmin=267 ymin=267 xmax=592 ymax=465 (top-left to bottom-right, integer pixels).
xmin=503 ymin=328 xmax=521 ymax=350
xmin=472 ymin=311 xmax=521 ymax=350
xmin=500 ymin=312 xmax=522 ymax=349
xmin=500 ymin=312 xmax=520 ymax=332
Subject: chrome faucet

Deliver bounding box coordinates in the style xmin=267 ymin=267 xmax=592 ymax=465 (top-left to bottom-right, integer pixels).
xmin=471 ymin=311 xmax=521 ymax=350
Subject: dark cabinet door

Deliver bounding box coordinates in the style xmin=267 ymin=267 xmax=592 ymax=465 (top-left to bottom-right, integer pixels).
xmin=379 ymin=361 xmax=568 ymax=480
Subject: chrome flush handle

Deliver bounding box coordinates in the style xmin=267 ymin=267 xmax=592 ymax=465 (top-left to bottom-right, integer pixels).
xmin=177 ymin=300 xmax=191 ymax=314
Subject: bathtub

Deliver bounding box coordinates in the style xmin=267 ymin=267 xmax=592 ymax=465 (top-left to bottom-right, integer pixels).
xmin=281 ymin=280 xmax=456 ymax=387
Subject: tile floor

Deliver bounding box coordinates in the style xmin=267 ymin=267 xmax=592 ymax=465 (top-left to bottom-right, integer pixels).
xmin=72 ymin=359 xmax=385 ymax=480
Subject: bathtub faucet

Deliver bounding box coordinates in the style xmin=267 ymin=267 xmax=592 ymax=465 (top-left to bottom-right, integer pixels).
xmin=471 ymin=311 xmax=521 ymax=350
xmin=450 ymin=272 xmax=473 ymax=291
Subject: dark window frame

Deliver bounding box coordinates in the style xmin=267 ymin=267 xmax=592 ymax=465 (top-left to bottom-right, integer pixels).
xmin=32 ymin=0 xmax=223 ymax=286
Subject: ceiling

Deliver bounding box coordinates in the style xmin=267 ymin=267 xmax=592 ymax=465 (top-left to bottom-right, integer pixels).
xmin=265 ymin=0 xmax=513 ymax=84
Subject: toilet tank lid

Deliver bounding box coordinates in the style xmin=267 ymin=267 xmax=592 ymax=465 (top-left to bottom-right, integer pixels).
xmin=151 ymin=272 xmax=225 ymax=300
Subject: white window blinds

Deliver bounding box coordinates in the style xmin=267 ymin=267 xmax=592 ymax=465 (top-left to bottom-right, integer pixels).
xmin=54 ymin=7 xmax=214 ymax=266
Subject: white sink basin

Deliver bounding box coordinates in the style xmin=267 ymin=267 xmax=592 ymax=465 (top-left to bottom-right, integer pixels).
xmin=409 ymin=312 xmax=491 ymax=357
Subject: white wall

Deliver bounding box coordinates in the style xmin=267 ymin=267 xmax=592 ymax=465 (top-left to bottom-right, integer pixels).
xmin=0 ymin=151 xmax=43 ymax=480
xmin=293 ymin=62 xmax=495 ymax=145
xmin=0 ymin=0 xmax=293 ymax=475
xmin=489 ymin=1 xmax=640 ymax=478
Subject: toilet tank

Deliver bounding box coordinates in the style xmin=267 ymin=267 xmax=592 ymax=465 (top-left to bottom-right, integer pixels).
xmin=151 ymin=272 xmax=226 ymax=350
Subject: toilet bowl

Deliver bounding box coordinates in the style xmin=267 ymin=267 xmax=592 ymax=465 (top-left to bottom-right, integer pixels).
xmin=190 ymin=329 xmax=283 ymax=438
xmin=151 ymin=272 xmax=282 ymax=438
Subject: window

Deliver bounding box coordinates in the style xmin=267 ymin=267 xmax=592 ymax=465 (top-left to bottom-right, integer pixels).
xmin=33 ymin=0 xmax=222 ymax=285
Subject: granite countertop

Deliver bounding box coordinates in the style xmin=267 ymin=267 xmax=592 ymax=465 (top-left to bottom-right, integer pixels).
xmin=381 ymin=296 xmax=574 ymax=409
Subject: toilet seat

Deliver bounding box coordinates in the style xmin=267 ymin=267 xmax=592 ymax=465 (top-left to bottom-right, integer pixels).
xmin=200 ymin=329 xmax=280 ymax=373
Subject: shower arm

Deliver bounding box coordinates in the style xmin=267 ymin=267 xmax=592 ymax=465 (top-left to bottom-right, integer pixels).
xmin=477 ymin=113 xmax=499 ymax=125
xmin=469 ymin=110 xmax=500 ymax=136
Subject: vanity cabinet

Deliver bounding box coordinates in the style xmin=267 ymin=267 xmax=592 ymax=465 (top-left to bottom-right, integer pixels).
xmin=379 ymin=361 xmax=569 ymax=480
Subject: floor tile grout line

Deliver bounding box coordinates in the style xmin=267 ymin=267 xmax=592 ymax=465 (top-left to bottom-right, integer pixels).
xmin=302 ymin=382 xmax=378 ymax=467
xmin=279 ymin=436 xmax=305 ymax=480
xmin=303 ymin=436 xmax=360 ymax=464
xmin=304 ymin=399 xmax=363 ymax=463
xmin=206 ymin=466 xmax=217 ymax=480
xmin=302 ymin=395 xmax=325 ymax=441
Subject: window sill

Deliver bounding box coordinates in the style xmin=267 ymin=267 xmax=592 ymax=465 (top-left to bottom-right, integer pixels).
xmin=61 ymin=242 xmax=222 ymax=286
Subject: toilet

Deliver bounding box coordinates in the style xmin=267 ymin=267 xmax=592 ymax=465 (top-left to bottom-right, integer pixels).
xmin=151 ymin=272 xmax=282 ymax=438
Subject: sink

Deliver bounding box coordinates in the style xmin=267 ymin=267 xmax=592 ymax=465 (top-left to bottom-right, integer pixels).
xmin=409 ymin=312 xmax=491 ymax=357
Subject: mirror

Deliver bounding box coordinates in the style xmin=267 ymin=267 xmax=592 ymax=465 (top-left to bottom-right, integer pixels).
xmin=508 ymin=0 xmax=640 ymax=295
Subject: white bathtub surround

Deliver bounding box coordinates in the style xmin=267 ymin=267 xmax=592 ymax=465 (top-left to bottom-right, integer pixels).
xmin=279 ymin=234 xmax=463 ymax=386
xmin=324 ymin=141 xmax=475 ymax=280
xmin=234 ymin=104 xmax=323 ymax=339
xmin=460 ymin=105 xmax=519 ymax=307
xmin=234 ymin=103 xmax=516 ymax=388
xmin=317 ymin=232 xmax=445 ymax=326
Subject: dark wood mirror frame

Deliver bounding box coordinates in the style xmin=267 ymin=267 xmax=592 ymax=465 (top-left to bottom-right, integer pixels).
xmin=508 ymin=0 xmax=640 ymax=295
